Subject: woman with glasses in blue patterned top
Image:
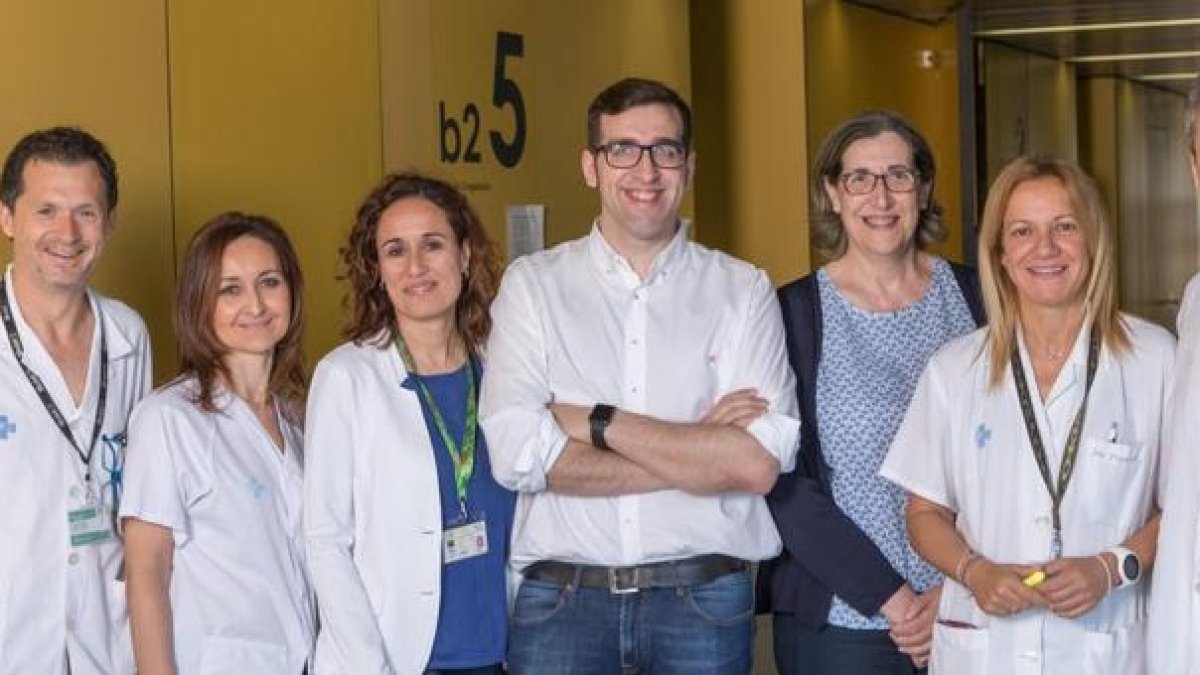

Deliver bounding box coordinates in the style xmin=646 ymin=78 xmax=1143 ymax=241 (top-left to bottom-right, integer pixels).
xmin=758 ymin=111 xmax=984 ymax=674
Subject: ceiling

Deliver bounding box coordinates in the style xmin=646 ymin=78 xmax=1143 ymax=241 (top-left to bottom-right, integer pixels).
xmin=844 ymin=0 xmax=1200 ymax=94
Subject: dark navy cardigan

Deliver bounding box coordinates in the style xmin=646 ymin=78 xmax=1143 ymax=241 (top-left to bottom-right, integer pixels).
xmin=756 ymin=262 xmax=986 ymax=628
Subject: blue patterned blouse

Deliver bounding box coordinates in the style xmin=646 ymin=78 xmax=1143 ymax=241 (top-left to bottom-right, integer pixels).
xmin=818 ymin=257 xmax=976 ymax=629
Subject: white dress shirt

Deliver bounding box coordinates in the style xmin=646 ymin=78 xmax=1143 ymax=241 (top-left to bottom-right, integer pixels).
xmin=481 ymin=222 xmax=800 ymax=570
xmin=120 ymin=378 xmax=315 ymax=674
xmin=1148 ymin=273 xmax=1200 ymax=674
xmin=0 ymin=267 xmax=151 ymax=675
xmin=881 ymin=316 xmax=1172 ymax=675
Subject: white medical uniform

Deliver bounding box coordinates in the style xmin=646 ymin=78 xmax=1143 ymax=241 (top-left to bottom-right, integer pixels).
xmin=305 ymin=339 xmax=443 ymax=675
xmin=119 ymin=377 xmax=314 ymax=674
xmin=0 ymin=269 xmax=151 ymax=675
xmin=1148 ymin=274 xmax=1200 ymax=674
xmin=881 ymin=316 xmax=1172 ymax=675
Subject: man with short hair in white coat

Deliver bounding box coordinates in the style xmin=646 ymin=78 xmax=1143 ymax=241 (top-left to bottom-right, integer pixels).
xmin=1148 ymin=76 xmax=1200 ymax=673
xmin=0 ymin=127 xmax=151 ymax=674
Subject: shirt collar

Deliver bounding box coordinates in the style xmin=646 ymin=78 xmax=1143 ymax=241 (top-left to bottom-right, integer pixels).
xmin=2 ymin=264 xmax=135 ymax=362
xmin=586 ymin=219 xmax=690 ymax=286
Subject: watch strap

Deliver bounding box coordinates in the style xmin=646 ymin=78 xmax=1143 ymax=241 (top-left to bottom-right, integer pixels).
xmin=1107 ymin=546 xmax=1141 ymax=586
xmin=589 ymin=404 xmax=616 ymax=451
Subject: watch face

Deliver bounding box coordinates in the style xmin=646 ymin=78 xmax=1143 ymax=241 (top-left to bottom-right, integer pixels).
xmin=1122 ymin=553 xmax=1141 ymax=580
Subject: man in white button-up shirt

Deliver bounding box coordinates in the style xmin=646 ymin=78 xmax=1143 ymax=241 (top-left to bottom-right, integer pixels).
xmin=481 ymin=77 xmax=800 ymax=675
xmin=1149 ymin=75 xmax=1200 ymax=674
xmin=0 ymin=128 xmax=150 ymax=675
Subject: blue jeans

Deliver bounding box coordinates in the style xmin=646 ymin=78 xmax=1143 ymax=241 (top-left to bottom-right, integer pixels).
xmin=507 ymin=569 xmax=754 ymax=675
xmin=772 ymin=613 xmax=925 ymax=675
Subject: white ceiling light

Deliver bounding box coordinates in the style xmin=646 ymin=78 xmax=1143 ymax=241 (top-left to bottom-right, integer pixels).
xmin=1068 ymin=50 xmax=1200 ymax=64
xmin=975 ymin=18 xmax=1200 ymax=37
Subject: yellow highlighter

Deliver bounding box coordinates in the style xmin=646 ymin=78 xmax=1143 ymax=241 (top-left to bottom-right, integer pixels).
xmin=1023 ymin=571 xmax=1047 ymax=587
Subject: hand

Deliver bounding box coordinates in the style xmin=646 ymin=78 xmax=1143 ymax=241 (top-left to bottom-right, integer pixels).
xmin=549 ymin=402 xmax=592 ymax=443
xmin=701 ymin=388 xmax=768 ymax=428
xmin=963 ymin=558 xmax=1047 ymax=617
xmin=1040 ymin=555 xmax=1111 ymax=618
xmin=889 ymin=584 xmax=941 ymax=668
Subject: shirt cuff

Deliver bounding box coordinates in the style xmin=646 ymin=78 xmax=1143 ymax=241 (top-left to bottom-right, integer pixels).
xmin=747 ymin=412 xmax=801 ymax=473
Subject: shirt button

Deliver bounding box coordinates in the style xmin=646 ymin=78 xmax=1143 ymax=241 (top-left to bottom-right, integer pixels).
xmin=630 ymin=386 xmax=639 ymax=393
xmin=631 ymin=338 xmax=640 ymax=346
xmin=68 ymin=553 xmax=80 ymax=565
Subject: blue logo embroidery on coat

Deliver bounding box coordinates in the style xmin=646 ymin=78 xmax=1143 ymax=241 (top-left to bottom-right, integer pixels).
xmin=249 ymin=477 xmax=267 ymax=500
xmin=974 ymin=423 xmax=992 ymax=449
xmin=0 ymin=415 xmax=15 ymax=440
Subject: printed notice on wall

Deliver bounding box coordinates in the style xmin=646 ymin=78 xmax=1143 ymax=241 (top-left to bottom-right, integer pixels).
xmin=506 ymin=204 xmax=545 ymax=263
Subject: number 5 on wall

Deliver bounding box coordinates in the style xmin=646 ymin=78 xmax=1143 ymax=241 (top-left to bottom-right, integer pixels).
xmin=489 ymin=31 xmax=526 ymax=168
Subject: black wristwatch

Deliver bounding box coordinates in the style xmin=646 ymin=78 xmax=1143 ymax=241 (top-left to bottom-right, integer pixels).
xmin=589 ymin=404 xmax=617 ymax=451
xmin=1109 ymin=546 xmax=1142 ymax=586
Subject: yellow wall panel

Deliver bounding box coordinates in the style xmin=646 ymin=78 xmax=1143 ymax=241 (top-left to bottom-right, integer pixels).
xmin=0 ymin=0 xmax=176 ymax=381
xmin=691 ymin=0 xmax=809 ymax=284
xmin=380 ymin=0 xmax=693 ymax=256
xmin=167 ymin=0 xmax=384 ymax=361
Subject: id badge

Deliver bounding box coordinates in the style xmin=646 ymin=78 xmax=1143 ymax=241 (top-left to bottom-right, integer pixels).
xmin=69 ymin=505 xmax=114 ymax=547
xmin=443 ymin=518 xmax=488 ymax=564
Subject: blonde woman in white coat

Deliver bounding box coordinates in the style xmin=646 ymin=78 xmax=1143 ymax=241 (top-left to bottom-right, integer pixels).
xmin=882 ymin=157 xmax=1171 ymax=674
xmin=305 ymin=173 xmax=513 ymax=675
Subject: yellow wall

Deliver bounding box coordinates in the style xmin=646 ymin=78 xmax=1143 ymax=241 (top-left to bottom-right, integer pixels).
xmin=804 ymin=0 xmax=963 ymax=265
xmin=379 ymin=0 xmax=693 ymax=255
xmin=690 ymin=0 xmax=809 ymax=285
xmin=167 ymin=0 xmax=384 ymax=362
xmin=0 ymin=1 xmax=176 ymax=381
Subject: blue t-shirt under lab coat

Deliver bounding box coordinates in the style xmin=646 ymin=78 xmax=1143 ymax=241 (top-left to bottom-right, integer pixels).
xmin=408 ymin=360 xmax=515 ymax=669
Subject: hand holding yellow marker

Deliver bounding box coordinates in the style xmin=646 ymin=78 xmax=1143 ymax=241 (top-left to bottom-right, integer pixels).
xmin=1022 ymin=570 xmax=1046 ymax=587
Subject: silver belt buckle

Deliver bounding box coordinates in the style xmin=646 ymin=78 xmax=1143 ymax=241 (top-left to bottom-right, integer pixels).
xmin=609 ymin=566 xmax=640 ymax=594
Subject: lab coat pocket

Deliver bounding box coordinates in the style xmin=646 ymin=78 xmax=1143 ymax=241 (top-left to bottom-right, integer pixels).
xmin=1081 ymin=623 xmax=1145 ymax=675
xmin=200 ymin=635 xmax=287 ymax=674
xmin=1076 ymin=438 xmax=1145 ymax=524
xmin=930 ymin=622 xmax=988 ymax=675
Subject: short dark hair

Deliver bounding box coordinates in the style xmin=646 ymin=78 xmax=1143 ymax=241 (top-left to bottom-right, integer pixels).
xmin=0 ymin=127 xmax=119 ymax=212
xmin=810 ymin=110 xmax=945 ymax=260
xmin=175 ymin=212 xmax=307 ymax=414
xmin=586 ymin=77 xmax=692 ymax=149
xmin=341 ymin=172 xmax=501 ymax=354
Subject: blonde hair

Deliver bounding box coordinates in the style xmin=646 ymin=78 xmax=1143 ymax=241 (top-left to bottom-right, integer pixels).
xmin=977 ymin=155 xmax=1127 ymax=387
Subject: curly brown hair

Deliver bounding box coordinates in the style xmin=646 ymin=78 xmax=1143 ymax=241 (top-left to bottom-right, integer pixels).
xmin=175 ymin=212 xmax=307 ymax=414
xmin=341 ymin=172 xmax=501 ymax=354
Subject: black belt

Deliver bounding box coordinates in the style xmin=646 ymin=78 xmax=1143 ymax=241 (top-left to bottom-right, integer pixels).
xmin=523 ymin=554 xmax=748 ymax=594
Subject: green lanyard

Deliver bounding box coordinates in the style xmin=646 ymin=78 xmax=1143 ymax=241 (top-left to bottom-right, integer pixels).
xmin=395 ymin=336 xmax=477 ymax=511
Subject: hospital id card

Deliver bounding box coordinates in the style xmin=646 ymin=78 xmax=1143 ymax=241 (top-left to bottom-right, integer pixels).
xmin=69 ymin=505 xmax=114 ymax=547
xmin=443 ymin=519 xmax=488 ymax=564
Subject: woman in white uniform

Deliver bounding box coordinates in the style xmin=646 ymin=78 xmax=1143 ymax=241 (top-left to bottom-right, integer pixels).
xmin=121 ymin=213 xmax=314 ymax=674
xmin=881 ymin=156 xmax=1172 ymax=674
xmin=305 ymin=173 xmax=513 ymax=674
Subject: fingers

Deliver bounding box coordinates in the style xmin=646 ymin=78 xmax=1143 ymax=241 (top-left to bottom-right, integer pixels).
xmin=701 ymin=389 xmax=768 ymax=427
xmin=970 ymin=561 xmax=1047 ymax=616
xmin=1041 ymin=557 xmax=1107 ymax=617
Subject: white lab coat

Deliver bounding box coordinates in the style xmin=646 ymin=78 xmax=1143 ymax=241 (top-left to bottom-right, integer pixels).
xmin=119 ymin=377 xmax=315 ymax=674
xmin=1148 ymin=273 xmax=1200 ymax=674
xmin=882 ymin=316 xmax=1173 ymax=675
xmin=0 ymin=273 xmax=151 ymax=675
xmin=304 ymin=339 xmax=443 ymax=675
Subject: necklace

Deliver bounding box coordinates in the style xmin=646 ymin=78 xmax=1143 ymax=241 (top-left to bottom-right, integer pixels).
xmin=1045 ymin=344 xmax=1066 ymax=362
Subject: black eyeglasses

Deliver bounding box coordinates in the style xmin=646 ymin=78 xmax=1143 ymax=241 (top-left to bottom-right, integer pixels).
xmin=592 ymin=141 xmax=689 ymax=169
xmin=839 ymin=167 xmax=920 ymax=195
